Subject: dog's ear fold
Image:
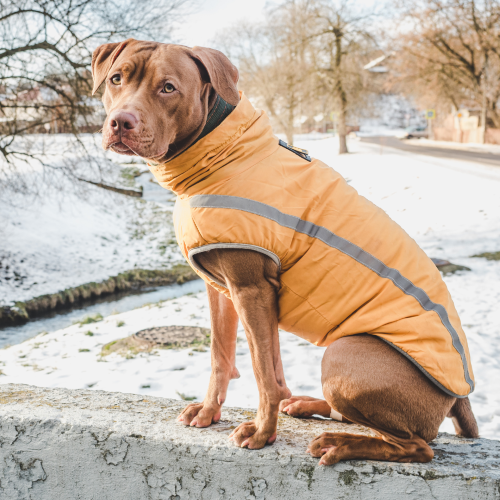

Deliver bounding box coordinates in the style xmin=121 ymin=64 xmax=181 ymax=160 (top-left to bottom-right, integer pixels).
xmin=91 ymin=39 xmax=132 ymax=95
xmin=190 ymin=47 xmax=240 ymax=106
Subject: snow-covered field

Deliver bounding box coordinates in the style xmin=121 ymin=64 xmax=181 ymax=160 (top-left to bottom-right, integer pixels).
xmin=0 ymin=135 xmax=182 ymax=306
xmin=1 ymin=137 xmax=499 ymax=440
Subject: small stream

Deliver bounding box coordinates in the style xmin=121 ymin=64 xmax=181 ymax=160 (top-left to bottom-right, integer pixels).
xmin=0 ymin=279 xmax=205 ymax=348
xmin=0 ymin=169 xmax=199 ymax=348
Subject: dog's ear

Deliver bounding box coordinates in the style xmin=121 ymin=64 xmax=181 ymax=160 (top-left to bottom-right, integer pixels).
xmin=91 ymin=39 xmax=132 ymax=95
xmin=190 ymin=47 xmax=240 ymax=106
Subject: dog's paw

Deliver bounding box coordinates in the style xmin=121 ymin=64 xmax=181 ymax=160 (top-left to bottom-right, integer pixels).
xmin=280 ymin=400 xmax=317 ymax=418
xmin=306 ymin=432 xmax=346 ymax=465
xmin=228 ymin=421 xmax=277 ymax=449
xmin=177 ymin=402 xmax=221 ymax=427
xmin=280 ymin=396 xmax=332 ymax=418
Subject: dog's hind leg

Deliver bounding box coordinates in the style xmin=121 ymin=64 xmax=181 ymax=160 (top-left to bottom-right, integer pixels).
xmin=447 ymin=397 xmax=479 ymax=438
xmin=309 ymin=334 xmax=460 ymax=464
xmin=307 ymin=431 xmax=433 ymax=465
xmin=279 ymin=395 xmax=354 ymax=423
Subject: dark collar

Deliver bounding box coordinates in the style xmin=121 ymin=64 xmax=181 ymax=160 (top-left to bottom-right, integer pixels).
xmin=197 ymin=94 xmax=236 ymax=142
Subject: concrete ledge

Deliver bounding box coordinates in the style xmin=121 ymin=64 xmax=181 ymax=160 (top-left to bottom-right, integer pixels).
xmin=0 ymin=384 xmax=498 ymax=499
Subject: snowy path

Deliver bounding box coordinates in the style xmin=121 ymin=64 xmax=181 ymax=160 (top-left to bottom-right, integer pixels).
xmin=1 ymin=137 xmax=499 ymax=440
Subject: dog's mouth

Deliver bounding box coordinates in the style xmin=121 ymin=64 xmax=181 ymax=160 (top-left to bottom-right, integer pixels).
xmin=109 ymin=140 xmax=167 ymax=161
xmin=109 ymin=141 xmax=137 ymax=156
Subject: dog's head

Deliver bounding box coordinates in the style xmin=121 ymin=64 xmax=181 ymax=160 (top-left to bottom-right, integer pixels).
xmin=92 ymin=39 xmax=239 ymax=162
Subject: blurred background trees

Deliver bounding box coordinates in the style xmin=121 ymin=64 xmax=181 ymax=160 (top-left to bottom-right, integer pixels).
xmin=1 ymin=0 xmax=499 ymax=194
xmin=218 ymin=0 xmax=380 ymax=153
xmin=218 ymin=0 xmax=500 ymax=151
xmin=305 ymin=0 xmax=380 ymax=153
xmin=0 ymin=0 xmax=193 ymax=194
xmin=390 ymin=0 xmax=500 ymax=140
xmin=217 ymin=2 xmax=316 ymax=146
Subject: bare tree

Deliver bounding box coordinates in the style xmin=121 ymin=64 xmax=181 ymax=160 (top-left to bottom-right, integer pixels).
xmin=391 ymin=0 xmax=500 ymax=138
xmin=306 ymin=0 xmax=379 ymax=153
xmin=0 ymin=0 xmax=194 ymax=195
xmin=216 ymin=2 xmax=316 ymax=145
xmin=218 ymin=0 xmax=378 ymax=153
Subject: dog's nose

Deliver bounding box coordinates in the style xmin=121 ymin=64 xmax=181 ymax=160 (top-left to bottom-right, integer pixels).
xmin=109 ymin=111 xmax=138 ymax=133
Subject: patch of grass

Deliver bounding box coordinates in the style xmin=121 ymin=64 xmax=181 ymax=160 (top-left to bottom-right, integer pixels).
xmin=135 ymin=302 xmax=153 ymax=310
xmin=176 ymin=391 xmax=197 ymax=401
xmin=102 ymin=340 xmax=118 ymax=353
xmin=471 ymin=251 xmax=500 ymax=261
xmin=120 ymin=166 xmax=143 ymax=186
xmin=101 ymin=336 xmax=152 ymax=358
xmin=116 ymin=320 xmax=125 ymax=327
xmin=85 ymin=331 xmax=94 ymax=336
xmin=79 ymin=348 xmax=90 ymax=353
xmin=191 ymin=346 xmax=207 ymax=353
xmin=141 ymin=384 xmax=151 ymax=389
xmin=21 ymin=363 xmax=43 ymax=371
xmin=76 ymin=313 xmax=103 ymax=326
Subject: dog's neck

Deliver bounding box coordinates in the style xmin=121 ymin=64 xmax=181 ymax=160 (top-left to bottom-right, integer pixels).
xmin=152 ymin=93 xmax=236 ymax=165
xmin=197 ymin=93 xmax=236 ymax=142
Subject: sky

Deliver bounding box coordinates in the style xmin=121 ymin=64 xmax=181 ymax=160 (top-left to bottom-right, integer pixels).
xmin=174 ymin=0 xmax=269 ymax=47
xmin=174 ymin=0 xmax=384 ymax=48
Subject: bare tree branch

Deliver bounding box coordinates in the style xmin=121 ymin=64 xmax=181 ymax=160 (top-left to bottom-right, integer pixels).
xmin=0 ymin=0 xmax=196 ymax=196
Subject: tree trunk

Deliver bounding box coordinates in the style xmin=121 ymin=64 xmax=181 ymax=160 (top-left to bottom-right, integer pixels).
xmin=335 ymin=35 xmax=348 ymax=154
xmin=337 ymin=93 xmax=348 ymax=154
xmin=286 ymin=85 xmax=296 ymax=145
xmin=488 ymin=103 xmax=500 ymax=129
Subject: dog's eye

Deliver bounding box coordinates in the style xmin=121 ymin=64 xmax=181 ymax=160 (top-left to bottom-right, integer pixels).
xmin=163 ymin=83 xmax=175 ymax=93
xmin=111 ymin=75 xmax=121 ymax=85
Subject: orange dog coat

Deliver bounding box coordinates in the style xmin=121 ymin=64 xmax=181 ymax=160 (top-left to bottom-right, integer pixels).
xmin=149 ymin=93 xmax=474 ymax=398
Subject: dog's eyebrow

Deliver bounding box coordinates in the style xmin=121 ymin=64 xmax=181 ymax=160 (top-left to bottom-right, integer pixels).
xmin=113 ymin=61 xmax=136 ymax=77
xmin=135 ymin=45 xmax=157 ymax=55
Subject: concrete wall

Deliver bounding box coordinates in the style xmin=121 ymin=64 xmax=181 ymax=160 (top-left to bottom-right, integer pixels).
xmin=0 ymin=384 xmax=498 ymax=500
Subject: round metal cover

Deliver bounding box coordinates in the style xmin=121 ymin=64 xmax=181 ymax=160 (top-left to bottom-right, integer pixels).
xmin=133 ymin=326 xmax=210 ymax=347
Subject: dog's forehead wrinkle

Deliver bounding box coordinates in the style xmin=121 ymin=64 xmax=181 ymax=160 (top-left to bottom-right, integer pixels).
xmin=119 ymin=61 xmax=137 ymax=77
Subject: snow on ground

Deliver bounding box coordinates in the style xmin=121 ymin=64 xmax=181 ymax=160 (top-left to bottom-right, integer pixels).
xmin=0 ymin=186 xmax=181 ymax=306
xmin=0 ymin=289 xmax=326 ymax=420
xmin=0 ymin=134 xmax=181 ymax=306
xmin=1 ymin=136 xmax=499 ymax=440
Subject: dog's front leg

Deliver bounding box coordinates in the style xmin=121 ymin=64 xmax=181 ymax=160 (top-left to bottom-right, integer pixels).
xmin=192 ymin=249 xmax=290 ymax=449
xmin=178 ymin=283 xmax=239 ymax=427
xmin=228 ymin=274 xmax=291 ymax=449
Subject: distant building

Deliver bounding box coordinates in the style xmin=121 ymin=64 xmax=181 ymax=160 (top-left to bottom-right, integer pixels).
xmin=0 ymin=85 xmax=105 ymax=134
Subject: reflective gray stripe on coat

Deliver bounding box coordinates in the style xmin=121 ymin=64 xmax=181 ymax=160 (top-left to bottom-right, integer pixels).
xmin=189 ymin=194 xmax=474 ymax=395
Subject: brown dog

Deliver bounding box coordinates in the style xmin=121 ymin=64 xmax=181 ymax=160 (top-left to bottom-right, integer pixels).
xmin=92 ymin=39 xmax=479 ymax=465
